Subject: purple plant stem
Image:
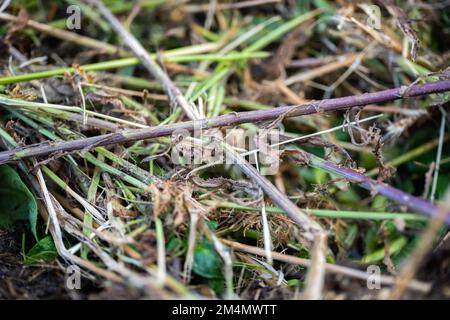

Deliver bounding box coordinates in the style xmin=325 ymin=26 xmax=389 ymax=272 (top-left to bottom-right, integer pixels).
xmin=1 ymin=80 xmax=450 ymax=165
xmin=308 ymin=154 xmax=450 ymax=225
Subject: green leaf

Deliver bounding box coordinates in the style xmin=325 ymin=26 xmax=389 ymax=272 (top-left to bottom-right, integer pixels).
xmin=207 ymin=278 xmax=225 ymax=294
xmin=166 ymin=235 xmax=186 ymax=256
xmin=361 ymin=236 xmax=408 ymax=264
xmin=24 ymin=235 xmax=57 ymax=265
xmin=0 ymin=165 xmax=38 ymax=239
xmin=205 ymin=220 xmax=218 ymax=230
xmin=287 ymin=279 xmax=304 ymax=287
xmin=364 ymin=226 xmax=379 ymax=255
xmin=192 ymin=242 xmax=223 ymax=279
xmin=336 ymin=224 xmax=358 ymax=251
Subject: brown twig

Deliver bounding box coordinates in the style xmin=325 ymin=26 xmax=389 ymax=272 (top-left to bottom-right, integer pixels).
xmin=221 ymin=239 xmax=431 ymax=293
xmin=306 ymin=152 xmax=450 ymax=224
xmin=0 ymin=12 xmax=122 ymax=54
xmin=1 ymin=80 xmax=449 ymax=165
xmin=83 ymin=0 xmax=325 ymax=248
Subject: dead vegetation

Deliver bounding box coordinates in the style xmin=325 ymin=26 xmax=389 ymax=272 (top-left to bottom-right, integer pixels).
xmin=0 ymin=0 xmax=449 ymax=300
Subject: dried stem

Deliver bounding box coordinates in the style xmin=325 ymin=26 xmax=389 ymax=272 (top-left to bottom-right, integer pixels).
xmin=302 ymin=232 xmax=327 ymax=299
xmin=222 ymin=143 xmax=322 ymax=239
xmin=221 ymin=239 xmax=431 ymax=293
xmin=0 ymin=12 xmax=122 ymax=54
xmin=1 ymin=80 xmax=449 ymax=164
xmin=307 ymin=152 xmax=450 ymax=224
xmin=75 ymin=0 xmax=325 ymax=248
xmin=85 ymin=0 xmax=198 ymax=120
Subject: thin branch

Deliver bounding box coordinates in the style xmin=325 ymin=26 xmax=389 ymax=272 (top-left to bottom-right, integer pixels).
xmin=302 ymin=232 xmax=327 ymax=299
xmin=84 ymin=4 xmax=328 ymax=300
xmin=221 ymin=239 xmax=431 ymax=293
xmin=184 ymin=0 xmax=282 ymax=12
xmin=222 ymin=142 xmax=322 ymax=239
xmin=0 ymin=12 xmax=121 ymax=54
xmin=14 ymin=0 xmax=323 ymax=251
xmin=1 ymin=80 xmax=449 ymax=164
xmin=306 ymin=152 xmax=450 ymax=224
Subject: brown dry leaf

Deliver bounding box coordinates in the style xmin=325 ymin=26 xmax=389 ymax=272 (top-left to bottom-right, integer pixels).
xmin=7 ymin=84 xmax=37 ymax=101
xmin=149 ymin=183 xmax=169 ymax=218
xmin=374 ymin=138 xmax=396 ymax=182
xmin=281 ymin=149 xmax=310 ymax=166
xmin=4 ymin=120 xmax=23 ymax=145
xmin=111 ymin=198 xmax=138 ymax=219
xmin=172 ymin=190 xmax=188 ymax=227
xmin=85 ymin=90 xmax=124 ymax=109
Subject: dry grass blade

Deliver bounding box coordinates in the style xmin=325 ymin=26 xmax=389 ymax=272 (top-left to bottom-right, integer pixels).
xmin=1 ymin=0 xmax=449 ymax=301
xmin=85 ymin=0 xmax=198 ymax=120
xmin=221 ymin=239 xmax=431 ymax=293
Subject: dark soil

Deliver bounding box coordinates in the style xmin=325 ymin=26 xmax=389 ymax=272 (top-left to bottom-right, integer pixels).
xmin=0 ymin=227 xmax=138 ymax=300
xmin=418 ymin=234 xmax=450 ymax=299
xmin=0 ymin=228 xmax=68 ymax=299
xmin=2 ymin=225 xmax=449 ymax=299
